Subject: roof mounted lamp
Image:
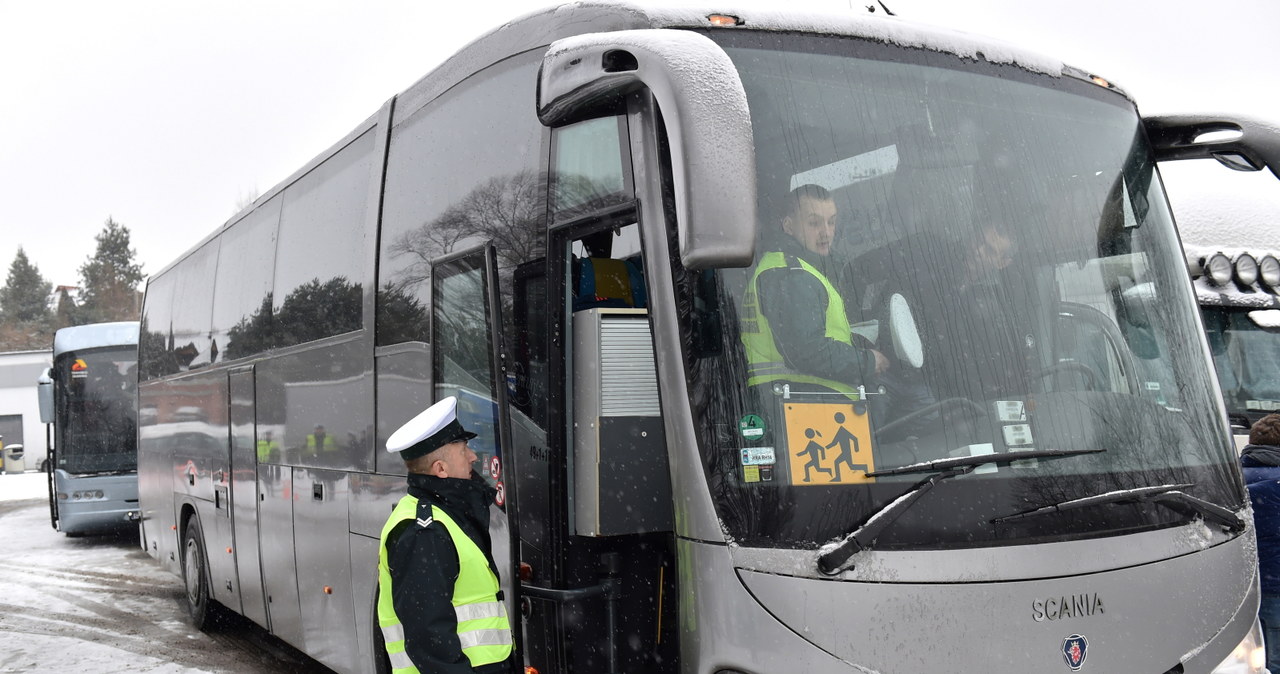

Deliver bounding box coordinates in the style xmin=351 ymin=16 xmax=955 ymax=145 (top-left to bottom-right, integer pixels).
xmin=1259 ymin=255 xmax=1280 ymax=289
xmin=1235 ymin=252 xmax=1259 ymax=287
xmin=1204 ymin=252 xmax=1233 ymax=286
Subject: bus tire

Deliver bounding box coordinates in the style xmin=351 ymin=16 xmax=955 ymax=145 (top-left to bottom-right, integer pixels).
xmin=182 ymin=515 xmax=217 ymax=631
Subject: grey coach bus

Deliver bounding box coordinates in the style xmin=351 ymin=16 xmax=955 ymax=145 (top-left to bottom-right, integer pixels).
xmin=38 ymin=321 xmax=140 ymax=535
xmin=137 ymin=3 xmax=1280 ymax=673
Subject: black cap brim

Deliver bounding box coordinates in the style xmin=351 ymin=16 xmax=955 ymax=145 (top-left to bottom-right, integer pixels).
xmin=399 ymin=420 xmax=477 ymax=461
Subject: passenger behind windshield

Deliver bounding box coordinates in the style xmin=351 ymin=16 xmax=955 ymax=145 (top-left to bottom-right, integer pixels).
xmin=740 ymin=184 xmax=888 ymax=405
xmin=917 ymin=219 xmax=1034 ymax=402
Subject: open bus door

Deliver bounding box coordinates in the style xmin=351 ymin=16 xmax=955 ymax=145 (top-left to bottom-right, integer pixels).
xmin=428 ymin=242 xmax=525 ymax=663
xmin=38 ymin=367 xmax=56 ymax=529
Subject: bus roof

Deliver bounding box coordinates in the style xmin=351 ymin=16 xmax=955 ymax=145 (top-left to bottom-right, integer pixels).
xmin=147 ymin=2 xmax=1118 ymax=285
xmin=396 ymin=2 xmax=1074 ymax=121
xmin=53 ymin=321 xmax=140 ymax=356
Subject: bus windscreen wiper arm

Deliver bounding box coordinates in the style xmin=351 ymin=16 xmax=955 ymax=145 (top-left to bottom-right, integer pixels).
xmin=864 ymin=448 xmax=1107 ymax=478
xmin=991 ymin=483 xmax=1246 ymax=534
xmin=815 ymin=448 xmax=1106 ymax=576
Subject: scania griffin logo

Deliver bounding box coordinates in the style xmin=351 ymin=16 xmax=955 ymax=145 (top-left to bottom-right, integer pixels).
xmin=1062 ymin=634 xmax=1088 ymax=671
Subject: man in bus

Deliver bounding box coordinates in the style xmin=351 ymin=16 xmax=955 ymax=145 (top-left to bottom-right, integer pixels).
xmin=740 ymin=184 xmax=887 ymax=403
xmin=377 ymin=396 xmax=512 ymax=673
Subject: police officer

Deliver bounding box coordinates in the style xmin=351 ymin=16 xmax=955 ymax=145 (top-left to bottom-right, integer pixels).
xmin=377 ymin=396 xmax=512 ymax=673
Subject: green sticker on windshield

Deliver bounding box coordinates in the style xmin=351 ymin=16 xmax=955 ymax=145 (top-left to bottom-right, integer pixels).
xmin=739 ymin=414 xmax=766 ymax=440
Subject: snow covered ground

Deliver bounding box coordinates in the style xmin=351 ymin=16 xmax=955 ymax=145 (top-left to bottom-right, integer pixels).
xmin=0 ymin=471 xmax=324 ymax=673
xmin=0 ymin=471 xmax=46 ymax=502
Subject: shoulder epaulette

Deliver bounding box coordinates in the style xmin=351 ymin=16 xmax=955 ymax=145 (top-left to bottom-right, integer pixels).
xmin=415 ymin=499 xmax=437 ymax=528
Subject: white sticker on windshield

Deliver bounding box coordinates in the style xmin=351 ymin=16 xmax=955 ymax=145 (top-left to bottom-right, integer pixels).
xmin=740 ymin=447 xmax=776 ymax=466
xmin=994 ymin=400 xmax=1026 ymax=422
xmin=951 ymin=443 xmax=997 ymax=474
xmin=1002 ymin=424 xmax=1034 ymax=447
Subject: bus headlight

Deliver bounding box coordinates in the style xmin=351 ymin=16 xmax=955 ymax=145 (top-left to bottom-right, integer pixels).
xmin=1210 ymin=618 xmax=1267 ymax=673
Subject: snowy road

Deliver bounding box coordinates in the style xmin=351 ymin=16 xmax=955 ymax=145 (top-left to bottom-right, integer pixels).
xmin=0 ymin=472 xmax=330 ymax=673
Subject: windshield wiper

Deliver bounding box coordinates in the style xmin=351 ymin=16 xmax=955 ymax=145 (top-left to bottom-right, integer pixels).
xmin=865 ymin=448 xmax=1107 ymax=478
xmin=815 ymin=448 xmax=1106 ymax=576
xmin=991 ymin=483 xmax=1246 ymax=534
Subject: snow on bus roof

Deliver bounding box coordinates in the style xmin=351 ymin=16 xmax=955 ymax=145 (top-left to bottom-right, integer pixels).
xmin=516 ymin=1 xmax=1067 ymax=75
xmin=632 ymin=2 xmax=1064 ymax=75
xmin=52 ymin=321 xmax=140 ymax=355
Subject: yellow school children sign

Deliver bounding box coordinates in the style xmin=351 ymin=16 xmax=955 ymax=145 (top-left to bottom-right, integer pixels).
xmin=783 ymin=402 xmax=875 ymax=485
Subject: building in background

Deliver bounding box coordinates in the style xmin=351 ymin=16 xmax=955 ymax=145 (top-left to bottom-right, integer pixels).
xmin=0 ymin=349 xmax=52 ymax=472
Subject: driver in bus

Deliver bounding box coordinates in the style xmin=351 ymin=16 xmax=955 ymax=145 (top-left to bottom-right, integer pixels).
xmin=377 ymin=396 xmax=512 ymax=674
xmin=740 ymin=184 xmax=888 ymax=404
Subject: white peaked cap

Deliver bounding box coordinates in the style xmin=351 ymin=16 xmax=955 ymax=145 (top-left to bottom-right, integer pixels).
xmin=386 ymin=396 xmax=477 ymax=460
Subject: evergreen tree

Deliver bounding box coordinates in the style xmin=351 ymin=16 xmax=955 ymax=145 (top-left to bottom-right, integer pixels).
xmin=54 ymin=286 xmax=83 ymax=330
xmin=0 ymin=248 xmax=52 ymax=323
xmin=78 ymin=217 xmax=145 ymax=323
xmin=0 ymin=248 xmax=54 ymax=351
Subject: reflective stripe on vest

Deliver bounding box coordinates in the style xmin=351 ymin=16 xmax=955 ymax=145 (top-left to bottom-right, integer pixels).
xmin=740 ymin=251 xmax=860 ymax=399
xmin=377 ymin=495 xmax=512 ymax=673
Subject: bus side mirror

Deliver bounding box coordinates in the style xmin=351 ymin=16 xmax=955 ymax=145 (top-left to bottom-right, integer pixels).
xmin=538 ymin=29 xmax=757 ymax=269
xmin=1144 ymin=114 xmax=1280 ymax=181
xmin=38 ymin=368 xmax=54 ymax=424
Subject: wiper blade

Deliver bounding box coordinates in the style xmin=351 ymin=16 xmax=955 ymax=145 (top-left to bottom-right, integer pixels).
xmin=992 ymin=483 xmax=1246 ymax=534
xmin=865 ymin=448 xmax=1106 ymax=477
xmin=815 ymin=448 xmax=1105 ymax=576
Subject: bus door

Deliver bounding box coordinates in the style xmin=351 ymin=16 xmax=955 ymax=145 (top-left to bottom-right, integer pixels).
xmin=228 ymin=366 xmax=268 ymax=628
xmin=498 ymin=112 xmax=678 ymax=673
xmin=428 ymin=243 xmax=520 ymax=654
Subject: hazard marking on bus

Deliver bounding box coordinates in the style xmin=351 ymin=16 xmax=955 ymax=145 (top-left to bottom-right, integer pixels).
xmin=494 ymin=481 xmax=505 ymax=506
xmin=490 ymin=456 xmax=501 ymax=481
xmin=783 ymin=402 xmax=875 ymax=486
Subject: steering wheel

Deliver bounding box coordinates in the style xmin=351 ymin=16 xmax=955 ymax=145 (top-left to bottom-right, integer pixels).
xmin=876 ymin=396 xmax=986 ymax=440
xmin=1036 ymin=360 xmax=1099 ymax=391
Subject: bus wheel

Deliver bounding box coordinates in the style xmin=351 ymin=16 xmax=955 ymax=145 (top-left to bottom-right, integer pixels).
xmin=182 ymin=515 xmax=216 ymax=631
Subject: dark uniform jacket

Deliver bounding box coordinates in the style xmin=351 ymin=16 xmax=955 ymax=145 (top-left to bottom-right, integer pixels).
xmin=1243 ymin=444 xmax=1280 ymax=595
xmin=385 ymin=472 xmax=508 ymax=674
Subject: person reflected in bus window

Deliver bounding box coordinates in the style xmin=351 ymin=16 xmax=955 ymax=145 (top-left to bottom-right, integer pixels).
xmin=305 ymin=424 xmax=336 ymax=459
xmin=256 ymin=430 xmax=280 ymax=463
xmin=1241 ymin=412 xmax=1280 ymax=672
xmin=741 ymin=184 xmax=886 ymax=404
xmin=377 ymin=396 xmax=512 ymax=674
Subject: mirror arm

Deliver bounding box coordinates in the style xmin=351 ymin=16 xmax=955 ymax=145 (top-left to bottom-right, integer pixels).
xmin=538 ymin=29 xmax=757 ymax=269
xmin=1144 ymin=114 xmax=1280 ymax=181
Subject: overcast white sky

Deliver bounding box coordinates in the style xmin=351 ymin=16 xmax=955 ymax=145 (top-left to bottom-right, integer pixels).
xmin=2 ymin=0 xmax=1278 ymax=288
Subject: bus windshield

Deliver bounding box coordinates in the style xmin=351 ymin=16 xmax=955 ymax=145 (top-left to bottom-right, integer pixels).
xmin=678 ymin=32 xmax=1241 ymax=551
xmin=1203 ymin=306 xmax=1280 ymax=421
xmin=55 ymin=346 xmax=138 ymax=474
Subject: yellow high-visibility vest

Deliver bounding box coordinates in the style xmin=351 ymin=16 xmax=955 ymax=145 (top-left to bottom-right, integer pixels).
xmin=377 ymin=494 xmax=512 ymax=673
xmin=740 ymin=251 xmax=861 ymax=399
